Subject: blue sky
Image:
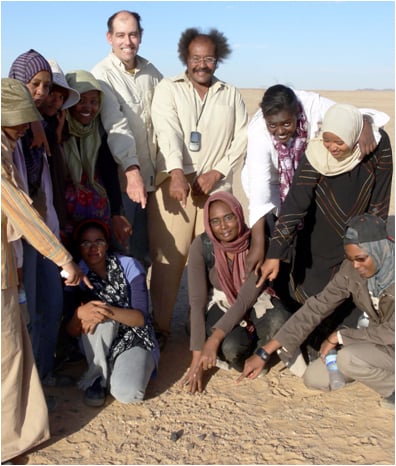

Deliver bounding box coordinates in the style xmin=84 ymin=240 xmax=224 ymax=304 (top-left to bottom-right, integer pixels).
xmin=1 ymin=1 xmax=394 ymax=90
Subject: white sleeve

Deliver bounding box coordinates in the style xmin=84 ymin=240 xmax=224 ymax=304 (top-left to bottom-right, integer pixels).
xmin=358 ymin=108 xmax=390 ymax=127
xmin=296 ymin=89 xmax=335 ymax=138
xmin=92 ymin=75 xmax=139 ymax=171
xmin=241 ymin=110 xmax=279 ymax=227
xmin=296 ymin=89 xmax=390 ymax=136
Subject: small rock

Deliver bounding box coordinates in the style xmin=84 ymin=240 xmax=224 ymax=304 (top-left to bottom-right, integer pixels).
xmin=170 ymin=429 xmax=184 ymax=442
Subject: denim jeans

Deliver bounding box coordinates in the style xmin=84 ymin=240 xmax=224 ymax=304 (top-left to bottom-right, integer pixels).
xmin=22 ymin=241 xmax=63 ymax=379
xmin=79 ymin=320 xmax=155 ymax=404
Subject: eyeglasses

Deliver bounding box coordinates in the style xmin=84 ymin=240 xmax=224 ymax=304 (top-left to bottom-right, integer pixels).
xmin=345 ymin=254 xmax=369 ymax=263
xmin=209 ymin=213 xmax=236 ymax=227
xmin=189 ymin=56 xmax=217 ymax=65
xmin=80 ymin=239 xmax=107 ymax=249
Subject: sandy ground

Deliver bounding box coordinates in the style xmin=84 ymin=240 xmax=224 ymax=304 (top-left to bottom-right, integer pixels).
xmin=21 ymin=89 xmax=394 ymax=465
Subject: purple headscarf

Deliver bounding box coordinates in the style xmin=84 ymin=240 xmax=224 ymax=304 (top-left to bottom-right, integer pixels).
xmin=8 ymin=49 xmax=52 ymax=84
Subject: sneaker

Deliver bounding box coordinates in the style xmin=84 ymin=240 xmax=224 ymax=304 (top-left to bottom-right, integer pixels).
xmin=381 ymin=392 xmax=395 ymax=409
xmin=42 ymin=373 xmax=75 ymax=387
xmin=83 ymin=378 xmax=106 ymax=407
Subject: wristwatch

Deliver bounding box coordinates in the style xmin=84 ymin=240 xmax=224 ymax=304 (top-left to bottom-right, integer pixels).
xmin=255 ymin=347 xmax=271 ymax=362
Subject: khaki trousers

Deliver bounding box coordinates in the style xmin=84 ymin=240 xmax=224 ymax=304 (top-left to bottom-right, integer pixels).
xmin=1 ymin=288 xmax=49 ymax=462
xmin=303 ymin=343 xmax=394 ymax=397
xmin=147 ymin=175 xmax=208 ymax=334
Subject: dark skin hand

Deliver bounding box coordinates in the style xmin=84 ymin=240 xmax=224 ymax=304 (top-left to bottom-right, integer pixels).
xmin=256 ymin=258 xmax=280 ymax=288
xmin=179 ymin=350 xmax=205 ymax=394
xmin=30 ymin=120 xmax=51 ymax=154
xmin=111 ymin=215 xmax=132 ymax=247
xmin=192 ymin=170 xmax=222 ymax=196
xmin=236 ymin=339 xmax=281 ymax=382
xmin=359 ymin=116 xmax=377 ymax=156
xmin=319 ymin=331 xmax=338 ymax=361
xmin=179 ymin=329 xmax=225 ymax=394
xmin=236 ymin=354 xmax=266 ymax=382
xmin=77 ymin=300 xmax=114 ymax=334
xmin=169 ymin=169 xmax=190 ymax=208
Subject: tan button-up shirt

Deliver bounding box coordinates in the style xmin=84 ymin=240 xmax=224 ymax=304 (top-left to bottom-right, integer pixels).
xmin=92 ymin=54 xmax=163 ymax=192
xmin=151 ymin=73 xmax=248 ymax=192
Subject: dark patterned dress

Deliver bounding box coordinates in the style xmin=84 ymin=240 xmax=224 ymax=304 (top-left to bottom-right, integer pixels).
xmin=267 ymin=129 xmax=392 ymax=304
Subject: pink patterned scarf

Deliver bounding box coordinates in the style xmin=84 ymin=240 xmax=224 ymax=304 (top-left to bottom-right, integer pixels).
xmin=271 ymin=104 xmax=308 ymax=203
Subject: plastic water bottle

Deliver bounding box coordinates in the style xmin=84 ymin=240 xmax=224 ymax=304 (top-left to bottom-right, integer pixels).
xmin=325 ymin=349 xmax=346 ymax=390
xmin=357 ymin=312 xmax=369 ymax=329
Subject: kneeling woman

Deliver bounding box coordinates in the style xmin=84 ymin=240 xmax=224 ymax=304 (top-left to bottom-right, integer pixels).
xmin=181 ymin=192 xmax=291 ymax=393
xmin=65 ymin=219 xmax=159 ymax=406
xmin=239 ymin=214 xmax=394 ymax=407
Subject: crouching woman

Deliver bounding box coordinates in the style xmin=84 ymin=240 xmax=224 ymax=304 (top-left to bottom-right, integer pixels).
xmin=238 ymin=214 xmax=394 ymax=408
xmin=181 ymin=192 xmax=291 ymax=393
xmin=65 ymin=219 xmax=159 ymax=406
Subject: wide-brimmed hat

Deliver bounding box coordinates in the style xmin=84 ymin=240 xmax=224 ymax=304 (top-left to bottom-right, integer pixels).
xmin=47 ymin=59 xmax=80 ymax=110
xmin=1 ymin=77 xmax=42 ymax=126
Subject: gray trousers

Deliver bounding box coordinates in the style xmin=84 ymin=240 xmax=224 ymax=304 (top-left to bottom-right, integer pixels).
xmin=79 ymin=320 xmax=155 ymax=404
xmin=303 ymin=343 xmax=394 ymax=397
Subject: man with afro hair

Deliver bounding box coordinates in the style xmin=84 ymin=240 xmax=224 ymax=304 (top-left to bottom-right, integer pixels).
xmin=149 ymin=28 xmax=248 ymax=345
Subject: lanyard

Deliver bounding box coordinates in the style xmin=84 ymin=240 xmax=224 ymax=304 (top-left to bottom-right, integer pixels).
xmin=193 ymin=88 xmax=209 ymax=130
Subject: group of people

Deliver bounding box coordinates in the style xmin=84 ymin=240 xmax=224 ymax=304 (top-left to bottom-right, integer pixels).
xmin=1 ymin=9 xmax=394 ymax=464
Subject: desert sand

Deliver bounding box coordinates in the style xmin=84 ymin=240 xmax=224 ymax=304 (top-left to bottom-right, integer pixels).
xmin=22 ymin=90 xmax=394 ymax=465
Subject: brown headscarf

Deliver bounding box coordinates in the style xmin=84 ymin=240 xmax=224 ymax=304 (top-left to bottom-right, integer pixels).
xmin=203 ymin=191 xmax=251 ymax=305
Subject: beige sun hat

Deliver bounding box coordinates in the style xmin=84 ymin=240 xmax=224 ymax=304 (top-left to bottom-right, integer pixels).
xmin=1 ymin=77 xmax=42 ymax=126
xmin=47 ymin=59 xmax=80 ymax=109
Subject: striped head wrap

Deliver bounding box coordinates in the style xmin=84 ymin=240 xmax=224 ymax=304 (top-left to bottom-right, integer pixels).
xmin=8 ymin=49 xmax=52 ymax=84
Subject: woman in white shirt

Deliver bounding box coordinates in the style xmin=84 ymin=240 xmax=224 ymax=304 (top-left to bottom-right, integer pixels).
xmin=241 ymin=84 xmax=389 ymax=277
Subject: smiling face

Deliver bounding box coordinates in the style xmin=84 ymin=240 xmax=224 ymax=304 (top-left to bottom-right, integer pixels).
xmin=344 ymin=243 xmax=377 ymax=279
xmin=69 ymin=90 xmax=100 ymax=125
xmin=265 ymin=110 xmax=298 ymax=145
xmin=79 ymin=226 xmax=108 ymax=269
xmin=106 ymin=12 xmax=141 ymax=69
xmin=186 ymin=37 xmax=217 ymax=89
xmin=209 ymin=200 xmax=239 ymax=244
xmin=323 ymin=132 xmax=351 ymax=159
